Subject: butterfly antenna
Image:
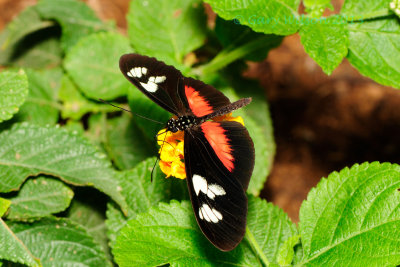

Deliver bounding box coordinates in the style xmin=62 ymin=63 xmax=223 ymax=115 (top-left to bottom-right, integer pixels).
xmin=98 ymin=99 xmax=164 ymax=125
xmin=155 ymin=129 xmax=168 ymax=137
xmin=151 ymin=129 xmax=168 ymax=182
xmin=150 ymin=157 xmax=159 ymax=183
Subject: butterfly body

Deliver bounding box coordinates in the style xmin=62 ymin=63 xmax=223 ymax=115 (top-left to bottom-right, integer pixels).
xmin=166 ymin=98 xmax=251 ymax=133
xmin=120 ymin=54 xmax=255 ymax=251
xmin=166 ymin=115 xmax=199 ymax=132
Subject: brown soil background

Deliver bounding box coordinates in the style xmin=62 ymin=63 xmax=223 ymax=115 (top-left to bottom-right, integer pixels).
xmin=1 ymin=0 xmax=399 ymax=222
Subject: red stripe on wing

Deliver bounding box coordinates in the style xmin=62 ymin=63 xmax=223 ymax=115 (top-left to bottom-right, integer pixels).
xmin=185 ymin=86 xmax=213 ymax=117
xmin=201 ymin=121 xmax=234 ymax=172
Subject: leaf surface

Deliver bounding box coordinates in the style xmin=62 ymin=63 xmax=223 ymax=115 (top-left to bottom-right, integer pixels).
xmin=9 ymin=217 xmax=111 ymax=266
xmin=127 ymin=0 xmax=207 ymax=66
xmin=0 ymin=70 xmax=28 ymax=123
xmin=0 ymin=219 xmax=40 ymax=267
xmin=299 ymin=15 xmax=348 ymax=74
xmin=0 ymin=123 xmax=127 ymax=213
xmin=299 ymin=162 xmax=400 ymax=266
xmin=64 ymin=32 xmax=132 ymax=100
xmin=6 ymin=176 xmax=73 ymax=220
xmin=36 ymin=0 xmax=110 ymax=51
xmin=205 ymin=0 xmax=300 ymax=35
xmin=346 ymin=17 xmax=400 ymax=89
xmin=114 ymin=196 xmax=297 ymax=266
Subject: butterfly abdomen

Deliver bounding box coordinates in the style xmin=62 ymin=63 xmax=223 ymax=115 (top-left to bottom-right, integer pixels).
xmin=201 ymin=98 xmax=252 ymax=121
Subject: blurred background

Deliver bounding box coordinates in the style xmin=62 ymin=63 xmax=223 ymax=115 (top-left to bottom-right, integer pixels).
xmin=1 ymin=0 xmax=399 ymax=222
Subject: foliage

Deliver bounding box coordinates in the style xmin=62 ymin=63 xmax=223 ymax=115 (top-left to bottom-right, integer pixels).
xmin=0 ymin=0 xmax=399 ymax=266
xmin=205 ymin=0 xmax=400 ymax=86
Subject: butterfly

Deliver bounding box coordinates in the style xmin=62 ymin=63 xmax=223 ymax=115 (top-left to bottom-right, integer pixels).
xmin=119 ymin=53 xmax=255 ymax=251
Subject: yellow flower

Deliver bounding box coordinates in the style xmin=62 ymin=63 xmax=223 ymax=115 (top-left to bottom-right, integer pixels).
xmin=157 ymin=113 xmax=244 ymax=179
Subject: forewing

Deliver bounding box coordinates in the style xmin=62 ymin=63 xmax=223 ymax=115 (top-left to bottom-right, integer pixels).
xmin=181 ymin=77 xmax=231 ymax=117
xmin=119 ymin=53 xmax=184 ymax=115
xmin=184 ymin=121 xmax=254 ymax=251
xmin=120 ymin=53 xmax=233 ymax=117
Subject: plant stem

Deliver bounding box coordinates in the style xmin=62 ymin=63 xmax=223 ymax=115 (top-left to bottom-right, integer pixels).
xmin=245 ymin=225 xmax=270 ymax=267
xmin=194 ymin=35 xmax=276 ymax=76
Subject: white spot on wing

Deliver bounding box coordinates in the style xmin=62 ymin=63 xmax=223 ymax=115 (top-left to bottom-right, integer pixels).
xmin=141 ymin=67 xmax=147 ymax=75
xmin=154 ymin=76 xmax=166 ymax=83
xmin=192 ymin=174 xmax=226 ymax=200
xmin=135 ymin=67 xmax=142 ymax=78
xmin=207 ymin=190 xmax=215 ymax=199
xmin=200 ymin=204 xmax=222 ymax=223
xmin=200 ymin=206 xmax=210 ymax=222
xmin=132 ymin=68 xmax=139 ymax=77
xmin=213 ymin=209 xmax=223 ymax=220
xmin=208 ymin=184 xmax=226 ymax=197
xmin=140 ymin=81 xmax=158 ymax=92
xmin=127 ymin=71 xmax=133 ymax=77
xmin=193 ymin=174 xmax=207 ymax=196
xmin=149 ymin=76 xmax=155 ymax=82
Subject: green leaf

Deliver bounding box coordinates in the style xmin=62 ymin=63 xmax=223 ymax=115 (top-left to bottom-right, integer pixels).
xmin=342 ymin=0 xmax=392 ymax=18
xmin=0 ymin=70 xmax=28 ymax=123
xmin=114 ymin=200 xmax=256 ymax=267
xmin=127 ymin=0 xmax=207 ymax=66
xmin=10 ymin=29 xmax=63 ymax=69
xmin=346 ymin=17 xmax=400 ymax=89
xmin=0 ymin=123 xmax=127 ymax=214
xmin=15 ymin=68 xmax=62 ymax=125
xmin=64 ymin=31 xmax=132 ymax=100
xmin=63 ymin=119 xmax=85 ymax=136
xmin=36 ymin=0 xmax=110 ymax=51
xmin=214 ymin=17 xmax=283 ymax=62
xmin=105 ymin=202 xmax=126 ymax=248
xmin=6 ymin=176 xmax=73 ymax=220
xmin=0 ymin=6 xmax=54 ymax=64
xmin=59 ymin=75 xmax=114 ymax=120
xmin=0 ymin=219 xmax=40 ymax=267
xmin=114 ymin=196 xmax=296 ymax=266
xmin=0 ymin=198 xmax=11 ymax=217
xmin=8 ymin=217 xmax=111 ymax=266
xmin=85 ymin=112 xmax=108 ymax=149
xmin=299 ymin=162 xmax=400 ymax=266
xmin=105 ymin=114 xmax=154 ymax=170
xmin=106 ymin=158 xmax=187 ymax=246
xmin=303 ymin=0 xmax=333 ymax=17
xmin=118 ymin=158 xmax=187 ymax=217
xmin=246 ymin=196 xmax=298 ymax=265
xmin=277 ymin=234 xmax=300 ymax=266
xmin=299 ymin=15 xmax=349 ymax=74
xmin=292 ymin=242 xmax=303 ymax=265
xmin=67 ymin=191 xmax=111 ymax=260
xmin=205 ymin=0 xmax=300 ymax=36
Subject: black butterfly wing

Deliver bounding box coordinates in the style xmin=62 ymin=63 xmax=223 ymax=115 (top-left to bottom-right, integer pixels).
xmin=184 ymin=121 xmax=255 ymax=251
xmin=120 ymin=53 xmax=232 ymax=117
xmin=180 ymin=77 xmax=231 ymax=117
xmin=119 ymin=53 xmax=184 ymax=115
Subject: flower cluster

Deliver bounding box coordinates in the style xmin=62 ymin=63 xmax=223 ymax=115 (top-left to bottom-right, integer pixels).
xmin=157 ymin=113 xmax=245 ymax=179
xmin=390 ymin=0 xmax=400 ymax=16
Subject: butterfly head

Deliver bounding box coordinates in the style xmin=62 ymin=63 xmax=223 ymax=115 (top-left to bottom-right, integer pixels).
xmin=166 ymin=118 xmax=179 ymax=133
